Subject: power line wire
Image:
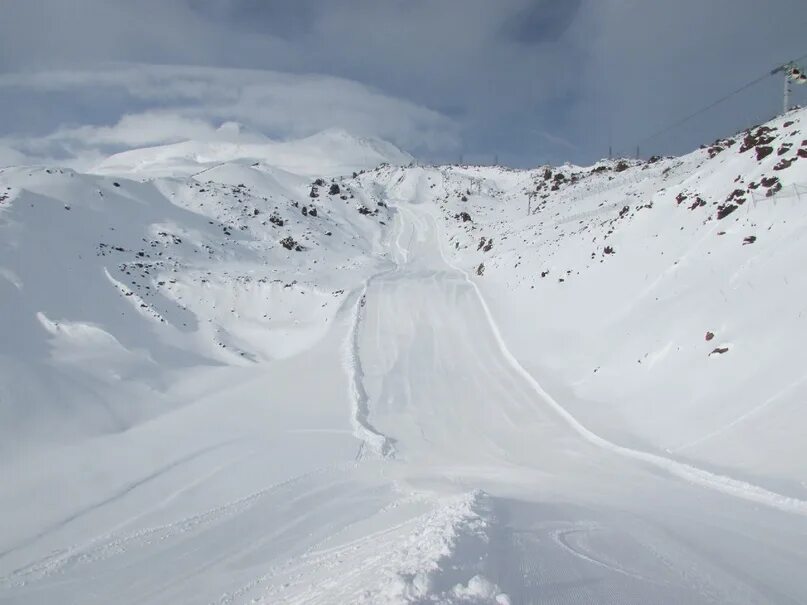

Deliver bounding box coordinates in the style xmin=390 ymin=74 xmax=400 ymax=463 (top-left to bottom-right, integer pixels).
xmin=637 ymin=73 xmax=771 ymax=146
xmin=635 ymin=51 xmax=807 ymax=150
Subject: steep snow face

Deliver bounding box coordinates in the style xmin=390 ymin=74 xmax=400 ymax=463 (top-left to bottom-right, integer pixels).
xmin=92 ymin=128 xmax=413 ymax=178
xmin=3 ymin=112 xmax=807 ymax=605
xmin=0 ymin=159 xmax=395 ymax=452
xmin=409 ymin=107 xmax=807 ymax=490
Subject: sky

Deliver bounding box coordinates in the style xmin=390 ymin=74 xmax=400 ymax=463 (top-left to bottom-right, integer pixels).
xmin=1 ymin=0 xmax=807 ymax=168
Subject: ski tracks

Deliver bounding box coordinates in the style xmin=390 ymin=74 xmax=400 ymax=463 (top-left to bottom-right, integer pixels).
xmin=224 ymin=490 xmax=510 ymax=605
xmin=344 ymin=282 xmax=396 ymax=460
xmin=0 ymin=466 xmax=333 ymax=590
xmin=425 ymin=203 xmax=807 ymax=517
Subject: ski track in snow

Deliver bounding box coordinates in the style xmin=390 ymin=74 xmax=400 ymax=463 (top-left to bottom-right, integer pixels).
xmin=428 ymin=205 xmax=807 ymax=516
xmin=215 ymin=491 xmax=491 ymax=605
xmin=674 ymin=373 xmax=807 ymax=452
xmin=551 ymin=525 xmax=662 ymax=585
xmin=0 ymin=439 xmax=241 ymax=565
xmin=345 ymin=282 xmax=396 ymax=460
xmin=0 ymin=463 xmax=339 ymax=589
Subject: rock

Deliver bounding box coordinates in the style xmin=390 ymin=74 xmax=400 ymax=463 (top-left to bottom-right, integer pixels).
xmin=716 ymin=204 xmax=738 ymax=220
xmin=739 ymin=127 xmax=775 ymax=153
xmin=756 ymin=146 xmax=774 ymax=161
xmin=774 ymin=158 xmax=795 ymax=171
xmin=688 ymin=197 xmax=706 ymax=210
xmin=726 ymin=189 xmax=747 ymax=205
xmin=280 ymin=236 xmax=304 ymax=251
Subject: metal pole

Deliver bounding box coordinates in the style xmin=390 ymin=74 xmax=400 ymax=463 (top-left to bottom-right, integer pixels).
xmin=785 ymin=74 xmax=791 ymax=114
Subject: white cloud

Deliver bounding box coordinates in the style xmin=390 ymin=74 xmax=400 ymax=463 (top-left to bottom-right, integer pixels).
xmin=3 ymin=1 xmax=805 ymax=166
xmin=48 ymin=113 xmax=240 ymax=148
xmin=0 ymin=144 xmax=30 ymax=167
xmin=0 ymin=64 xmax=461 ymax=165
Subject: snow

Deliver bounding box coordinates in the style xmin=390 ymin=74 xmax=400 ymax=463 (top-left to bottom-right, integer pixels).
xmin=92 ymin=128 xmax=413 ymax=179
xmin=422 ymin=111 xmax=807 ymax=493
xmin=2 ymin=113 xmax=807 ymax=603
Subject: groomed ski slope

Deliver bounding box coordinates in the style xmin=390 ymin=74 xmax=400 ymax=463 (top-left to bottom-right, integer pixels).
xmin=2 ymin=115 xmax=807 ymax=603
xmin=2 ymin=198 xmax=807 ymax=604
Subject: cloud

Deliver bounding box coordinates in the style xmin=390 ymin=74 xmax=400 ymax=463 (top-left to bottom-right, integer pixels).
xmin=49 ymin=113 xmax=231 ymax=148
xmin=0 ymin=64 xmax=461 ymax=166
xmin=0 ymin=144 xmax=30 ymax=167
xmin=573 ymin=0 xmax=807 ymax=158
xmin=538 ymin=130 xmax=578 ymax=152
xmin=1 ymin=0 xmax=807 ymax=167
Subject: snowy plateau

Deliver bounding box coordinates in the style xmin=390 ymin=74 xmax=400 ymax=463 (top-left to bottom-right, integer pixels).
xmin=1 ymin=112 xmax=807 ymax=604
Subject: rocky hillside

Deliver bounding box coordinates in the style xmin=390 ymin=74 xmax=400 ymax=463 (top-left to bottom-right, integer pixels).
xmin=361 ymin=107 xmax=807 ymax=492
xmin=0 ymin=137 xmax=402 ymax=451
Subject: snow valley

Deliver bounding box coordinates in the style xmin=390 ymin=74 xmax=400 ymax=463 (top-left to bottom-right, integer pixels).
xmin=1 ymin=111 xmax=807 ymax=604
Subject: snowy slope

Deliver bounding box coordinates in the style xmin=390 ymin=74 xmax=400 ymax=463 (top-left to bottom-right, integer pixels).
xmin=406 ymin=108 xmax=807 ymax=493
xmin=92 ymin=127 xmax=413 ymax=178
xmin=0 ymin=150 xmax=406 ymax=454
xmin=2 ymin=116 xmax=807 ymax=604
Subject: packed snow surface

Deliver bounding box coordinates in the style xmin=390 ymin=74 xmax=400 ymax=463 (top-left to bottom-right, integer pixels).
xmin=2 ymin=115 xmax=807 ymax=604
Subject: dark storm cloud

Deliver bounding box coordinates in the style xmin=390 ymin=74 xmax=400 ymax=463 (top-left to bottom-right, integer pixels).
xmin=504 ymin=0 xmax=584 ymax=44
xmin=1 ymin=0 xmax=806 ymax=167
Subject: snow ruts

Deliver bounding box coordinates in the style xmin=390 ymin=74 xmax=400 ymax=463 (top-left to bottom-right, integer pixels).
xmin=344 ymin=282 xmax=395 ymax=459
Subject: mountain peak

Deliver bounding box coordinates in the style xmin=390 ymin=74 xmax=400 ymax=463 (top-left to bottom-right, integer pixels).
xmin=91 ymin=127 xmax=411 ymax=178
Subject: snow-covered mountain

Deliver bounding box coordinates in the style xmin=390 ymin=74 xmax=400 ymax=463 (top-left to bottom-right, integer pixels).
xmin=385 ymin=110 xmax=807 ymax=490
xmin=2 ymin=115 xmax=807 ymax=604
xmin=92 ymin=127 xmax=413 ymax=178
